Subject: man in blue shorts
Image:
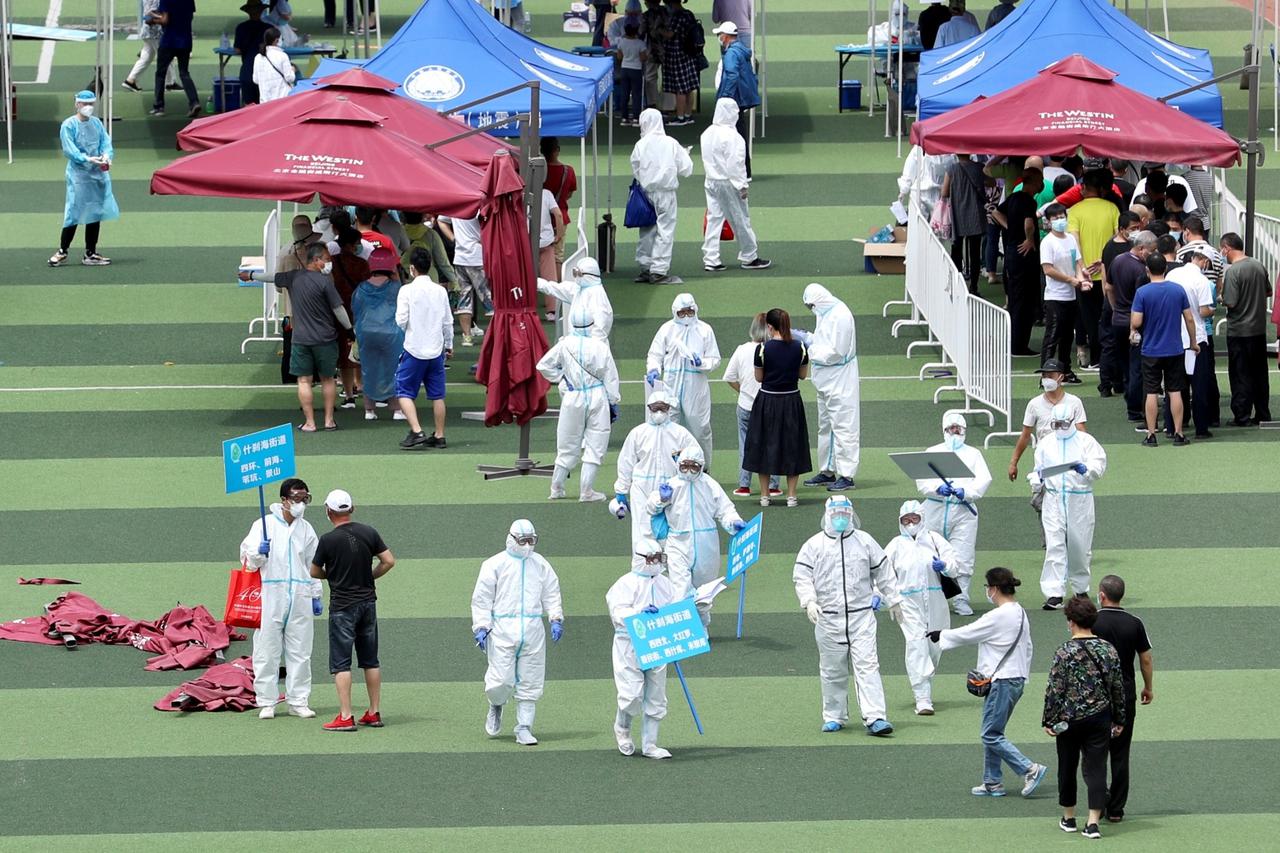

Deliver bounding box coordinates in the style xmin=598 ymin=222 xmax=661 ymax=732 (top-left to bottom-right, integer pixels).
xmin=395 ymin=248 xmax=453 ymax=450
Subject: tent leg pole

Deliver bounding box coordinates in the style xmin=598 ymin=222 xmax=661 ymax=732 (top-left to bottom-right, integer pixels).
xmin=607 ymin=96 xmax=613 ymax=213
xmin=592 ymin=117 xmax=599 ymax=241
xmin=1246 ymin=53 xmax=1260 ymax=255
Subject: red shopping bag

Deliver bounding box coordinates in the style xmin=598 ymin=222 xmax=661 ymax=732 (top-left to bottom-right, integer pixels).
xmin=223 ymin=564 xmax=262 ymax=629
xmin=702 ymin=210 xmax=734 ymax=241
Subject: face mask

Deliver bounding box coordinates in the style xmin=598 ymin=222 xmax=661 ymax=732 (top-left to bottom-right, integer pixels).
xmin=985 ymin=589 xmax=996 ymax=604
xmin=902 ymin=521 xmax=921 ymax=537
xmin=78 ymin=105 xmax=94 ymax=118
xmin=508 ymin=540 xmax=534 ymax=559
xmin=945 ymin=434 xmax=965 ymax=451
xmin=831 ymin=515 xmax=851 ymax=533
xmin=1050 ymin=218 xmax=1069 ymax=234
xmin=320 ymin=262 xmax=333 ymax=275
xmin=675 ymin=314 xmax=695 ymax=326
xmin=647 ymin=409 xmax=669 ymax=426
xmin=1041 ymin=377 xmax=1061 ymax=392
xmin=1171 ymin=231 xmax=1183 ymax=243
xmin=1054 ymin=424 xmax=1075 ymax=439
xmin=677 ymin=467 xmax=700 ymax=482
xmin=286 ymin=501 xmax=304 ymax=519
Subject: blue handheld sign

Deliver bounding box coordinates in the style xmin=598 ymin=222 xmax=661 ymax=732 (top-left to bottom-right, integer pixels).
xmin=725 ymin=512 xmax=763 ymax=584
xmin=626 ymin=600 xmax=710 ymax=672
xmin=222 ymin=424 xmax=296 ymax=494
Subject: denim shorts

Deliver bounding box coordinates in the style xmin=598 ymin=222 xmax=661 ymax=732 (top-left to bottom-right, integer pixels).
xmin=328 ymin=599 xmax=379 ymax=674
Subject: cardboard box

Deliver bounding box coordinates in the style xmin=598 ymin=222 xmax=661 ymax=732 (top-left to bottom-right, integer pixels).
xmin=860 ymin=224 xmax=908 ymax=275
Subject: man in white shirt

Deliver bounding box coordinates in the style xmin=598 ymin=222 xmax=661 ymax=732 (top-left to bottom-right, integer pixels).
xmin=1165 ymin=245 xmax=1217 ymax=438
xmin=437 ymin=214 xmax=491 ymax=346
xmin=537 ymin=187 xmax=565 ymax=321
xmin=395 ymin=248 xmax=453 ymax=450
xmin=1039 ymin=203 xmax=1087 ymax=383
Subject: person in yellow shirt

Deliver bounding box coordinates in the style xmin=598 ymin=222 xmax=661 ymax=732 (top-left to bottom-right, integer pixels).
xmin=1067 ymin=171 xmax=1120 ymax=373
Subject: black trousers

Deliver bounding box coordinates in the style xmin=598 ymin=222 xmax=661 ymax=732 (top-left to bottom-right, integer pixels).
xmin=1006 ymin=254 xmax=1039 ymax=353
xmin=154 ymin=47 xmax=198 ymax=109
xmin=1098 ymin=302 xmax=1125 ymax=393
xmin=1057 ymin=711 xmax=1112 ymax=812
xmin=323 ymin=0 xmax=357 ymax=26
xmin=951 ymin=233 xmax=982 ymax=291
xmin=736 ymin=108 xmax=752 ymax=179
xmin=1074 ymin=283 xmax=1103 ymax=366
xmin=1106 ymin=697 xmax=1137 ymax=817
xmin=1165 ymin=339 xmax=1218 ymax=435
xmin=1227 ymin=334 xmax=1273 ymax=421
xmin=1042 ymin=300 xmax=1077 ymax=368
xmin=59 ymin=222 xmax=100 ymax=254
xmin=1124 ymin=335 xmax=1144 ymax=419
xmin=592 ymin=3 xmax=611 ymax=46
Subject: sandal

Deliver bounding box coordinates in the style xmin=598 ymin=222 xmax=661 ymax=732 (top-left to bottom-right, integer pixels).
xmin=323 ymin=423 xmax=339 ymax=431
xmin=297 ymin=424 xmax=317 ymax=433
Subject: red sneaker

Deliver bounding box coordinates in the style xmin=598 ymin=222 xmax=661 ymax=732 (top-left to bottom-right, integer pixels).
xmin=732 ymin=487 xmax=751 ymax=497
xmin=323 ymin=715 xmax=357 ymax=732
xmin=358 ymin=710 xmax=384 ymax=728
xmin=769 ymin=488 xmax=783 ymax=497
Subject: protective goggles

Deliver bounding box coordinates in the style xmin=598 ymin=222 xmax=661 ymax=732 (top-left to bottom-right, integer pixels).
xmin=648 ymin=402 xmax=672 ymax=413
xmin=677 ymin=460 xmax=703 ymax=474
xmin=1050 ymin=418 xmax=1074 ymax=431
xmin=675 ymin=308 xmax=697 ymax=318
xmin=899 ymin=513 xmax=922 ymax=526
xmin=637 ymin=551 xmax=667 ymax=566
xmin=285 ymin=491 xmax=312 ymax=503
xmin=510 ymin=533 xmax=538 ymax=546
xmin=944 ymin=424 xmax=965 ymax=435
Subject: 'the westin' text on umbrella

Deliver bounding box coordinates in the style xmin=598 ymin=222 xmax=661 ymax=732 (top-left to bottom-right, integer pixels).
xmin=273 ymin=153 xmax=367 ymax=179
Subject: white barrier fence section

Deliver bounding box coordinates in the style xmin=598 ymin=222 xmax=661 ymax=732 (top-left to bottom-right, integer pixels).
xmin=241 ymin=207 xmax=284 ymax=353
xmin=900 ymin=199 xmax=1018 ymax=447
xmin=1213 ymin=176 xmax=1278 ymax=347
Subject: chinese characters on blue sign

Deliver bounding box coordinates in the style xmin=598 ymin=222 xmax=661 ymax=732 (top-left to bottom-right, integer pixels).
xmin=626 ymin=600 xmax=710 ymax=671
xmin=222 ymin=424 xmax=296 ymax=494
xmin=725 ymin=512 xmax=763 ymax=584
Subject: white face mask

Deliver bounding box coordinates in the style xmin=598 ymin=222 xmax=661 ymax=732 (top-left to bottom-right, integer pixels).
xmin=320 ymin=261 xmax=333 ymax=275
xmin=286 ymin=501 xmax=305 ymax=519
xmin=1041 ymin=377 xmax=1061 ymax=393
xmin=507 ymin=540 xmax=535 ymax=559
xmin=985 ymin=589 xmax=996 ymax=604
xmin=647 ymin=409 xmax=669 ymax=426
xmin=902 ymin=521 xmax=921 ymax=537
xmin=677 ymin=467 xmax=700 ymax=482
xmin=675 ymin=313 xmax=695 ymax=326
xmin=78 ymin=105 xmax=94 ymax=118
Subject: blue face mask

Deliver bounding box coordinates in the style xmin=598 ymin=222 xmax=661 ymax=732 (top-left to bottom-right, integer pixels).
xmin=831 ymin=515 xmax=851 ymax=532
xmin=945 ymin=434 xmax=965 ymax=451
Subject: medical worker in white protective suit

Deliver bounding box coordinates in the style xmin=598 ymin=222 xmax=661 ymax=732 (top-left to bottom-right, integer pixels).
xmin=1031 ymin=403 xmax=1107 ymax=610
xmin=606 ymin=538 xmax=679 ymax=759
xmin=613 ymin=390 xmax=699 ymax=547
xmin=700 ymin=97 xmax=771 ymax=272
xmin=896 ymin=144 xmax=956 ymax=222
xmin=915 ymin=412 xmax=992 ymax=617
xmin=646 ymin=293 xmax=721 ymax=468
xmin=792 ymin=495 xmax=899 ymax=735
xmin=884 ymin=499 xmax=957 ymax=716
xmin=631 ymin=107 xmax=693 ymax=284
xmin=536 ymin=256 xmax=614 ymax=342
xmin=238 ymin=477 xmax=321 ymax=719
xmin=800 ymin=284 xmax=860 ymax=492
xmin=471 ymin=520 xmax=565 ymax=746
xmin=536 ymin=304 xmax=621 ymax=502
xmin=646 ymin=445 xmax=745 ymax=627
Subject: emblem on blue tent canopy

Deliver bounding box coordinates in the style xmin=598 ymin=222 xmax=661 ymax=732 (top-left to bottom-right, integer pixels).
xmin=404 ymin=65 xmax=466 ymax=102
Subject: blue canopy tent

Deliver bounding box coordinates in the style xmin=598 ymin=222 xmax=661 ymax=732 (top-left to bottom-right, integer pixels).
xmin=916 ymin=0 xmax=1223 ymax=127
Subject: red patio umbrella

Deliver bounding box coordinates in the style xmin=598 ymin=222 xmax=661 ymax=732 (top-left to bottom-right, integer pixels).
xmin=474 ymin=152 xmax=550 ymax=427
xmin=177 ymin=68 xmax=513 ymax=167
xmin=910 ymin=55 xmax=1241 ymax=167
xmin=151 ymin=97 xmax=487 ymax=217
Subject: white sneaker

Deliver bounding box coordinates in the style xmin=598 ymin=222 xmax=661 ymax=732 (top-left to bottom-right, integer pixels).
xmin=393 ymin=411 xmax=407 ymax=421
xmin=484 ymin=703 xmax=503 ymax=737
xmin=364 ymin=411 xmax=377 ymax=421
xmin=258 ymin=706 xmax=276 ymax=720
xmin=288 ymin=706 xmax=316 ymax=719
xmin=579 ymin=490 xmax=606 ymax=503
xmin=642 ymin=745 xmax=672 ymax=760
xmin=548 ymin=486 xmax=566 ymax=500
xmin=952 ymin=599 xmax=974 ymax=616
xmin=514 ymin=726 xmax=538 ymax=746
xmin=915 ymin=702 xmax=935 ymax=716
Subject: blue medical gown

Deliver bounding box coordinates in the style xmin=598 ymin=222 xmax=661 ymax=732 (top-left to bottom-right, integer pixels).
xmin=61 ymin=116 xmax=120 ymax=227
xmin=353 ymin=279 xmax=405 ymax=403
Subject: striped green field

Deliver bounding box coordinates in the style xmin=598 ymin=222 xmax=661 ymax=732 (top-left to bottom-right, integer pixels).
xmin=2 ymin=0 xmax=1278 ymax=849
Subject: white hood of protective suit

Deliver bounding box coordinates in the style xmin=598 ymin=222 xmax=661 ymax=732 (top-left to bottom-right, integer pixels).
xmin=821 ymin=495 xmax=860 ymax=538
xmin=631 ymin=538 xmax=667 ymax=577
xmin=676 ymin=443 xmax=705 ymax=481
xmin=631 ymin=108 xmax=693 ymax=193
xmin=1051 ymin=402 xmax=1078 ymax=439
xmin=699 ymin=98 xmax=749 ymax=188
xmin=803 ymin=283 xmax=840 ymax=315
xmin=942 ymin=411 xmax=967 ymax=450
xmin=671 ymin=292 xmax=698 ymax=323
xmin=898 ymin=499 xmax=925 ymax=538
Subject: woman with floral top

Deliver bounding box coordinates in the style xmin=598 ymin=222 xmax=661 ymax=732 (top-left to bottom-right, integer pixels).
xmin=1042 ymin=596 xmax=1126 ymax=839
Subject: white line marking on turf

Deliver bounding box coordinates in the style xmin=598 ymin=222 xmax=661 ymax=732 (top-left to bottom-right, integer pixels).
xmin=36 ymin=0 xmax=64 ymax=86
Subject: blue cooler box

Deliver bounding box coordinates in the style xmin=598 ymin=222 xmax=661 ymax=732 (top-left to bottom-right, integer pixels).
xmin=840 ymin=80 xmax=862 ymax=111
xmin=213 ymin=78 xmax=241 ymax=112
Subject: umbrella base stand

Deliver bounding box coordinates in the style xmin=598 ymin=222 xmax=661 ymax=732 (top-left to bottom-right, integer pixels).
xmin=463 ymin=412 xmax=558 ymax=480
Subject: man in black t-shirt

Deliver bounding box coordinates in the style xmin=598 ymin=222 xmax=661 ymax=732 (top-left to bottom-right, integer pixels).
xmin=1092 ymin=574 xmax=1153 ymax=823
xmin=993 ymin=168 xmax=1043 ymax=355
xmin=1098 ymin=212 xmax=1141 ymax=397
xmin=232 ymin=2 xmax=271 ymax=104
xmin=310 ymin=489 xmax=396 ymax=731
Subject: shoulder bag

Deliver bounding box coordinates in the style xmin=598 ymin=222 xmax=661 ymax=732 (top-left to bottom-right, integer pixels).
xmin=966 ymin=609 xmax=1025 ymax=697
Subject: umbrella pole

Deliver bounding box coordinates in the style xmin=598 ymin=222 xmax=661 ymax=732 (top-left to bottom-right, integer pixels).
xmin=474 ymin=421 xmax=557 ymax=479
xmin=607 ymin=95 xmax=613 ymax=213
xmin=592 ymin=113 xmax=599 ymax=242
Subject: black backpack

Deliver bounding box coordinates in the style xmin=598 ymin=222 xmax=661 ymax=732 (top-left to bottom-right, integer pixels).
xmin=683 ymin=13 xmax=708 ymax=69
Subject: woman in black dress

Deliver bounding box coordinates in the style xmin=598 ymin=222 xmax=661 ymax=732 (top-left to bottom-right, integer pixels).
xmin=743 ymin=308 xmax=812 ymax=507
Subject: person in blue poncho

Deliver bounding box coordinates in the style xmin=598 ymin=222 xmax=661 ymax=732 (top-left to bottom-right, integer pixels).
xmin=352 ymin=252 xmax=405 ymax=420
xmin=50 ymin=91 xmax=118 ymax=267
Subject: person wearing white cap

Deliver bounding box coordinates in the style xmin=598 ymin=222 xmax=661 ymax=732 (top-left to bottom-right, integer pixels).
xmin=238 ymin=477 xmax=320 ymax=720
xmin=50 ymin=91 xmax=118 ymax=268
xmin=471 ymin=520 xmax=565 ymax=746
xmin=914 ymin=412 xmax=992 ymax=617
xmin=606 ymin=538 xmax=678 ymax=758
xmin=700 ymin=97 xmax=770 ymax=272
xmin=613 ymin=389 xmax=699 ymax=547
xmin=711 ymin=0 xmax=752 ymax=48
xmin=630 ymin=108 xmax=693 ymax=284
xmin=309 ymin=489 xmax=396 ymax=731
xmin=536 ymin=256 xmax=614 ymax=343
xmin=792 ymin=496 xmax=899 ymax=735
xmin=646 ymin=294 xmax=721 ymax=467
xmin=536 ymin=304 xmax=621 ymax=502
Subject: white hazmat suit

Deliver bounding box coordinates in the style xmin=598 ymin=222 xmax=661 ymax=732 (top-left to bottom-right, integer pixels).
xmin=1032 ymin=405 xmax=1107 ymax=600
xmin=915 ymin=413 xmax=992 ymax=614
xmin=537 ymin=256 xmax=614 ymax=342
xmin=614 ymin=390 xmax=699 ymax=547
xmin=238 ymin=502 xmax=320 ymax=713
xmin=897 ymin=145 xmax=956 ymax=222
xmin=700 ymin=97 xmax=760 ymax=268
xmin=646 ymin=293 xmax=721 ymax=468
xmin=536 ymin=305 xmax=621 ymax=502
xmin=631 ymin=108 xmax=693 ymax=280
xmin=884 ymin=500 xmax=956 ymax=713
xmin=606 ymin=539 xmax=678 ymax=759
xmin=646 ymin=444 xmax=743 ymax=626
xmin=471 ymin=520 xmax=565 ymax=744
xmin=803 ymin=284 xmax=861 ymax=487
xmin=792 ymin=496 xmax=900 ymax=731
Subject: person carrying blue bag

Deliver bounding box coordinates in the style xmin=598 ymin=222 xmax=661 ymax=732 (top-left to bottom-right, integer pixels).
xmin=629 ymin=108 xmax=693 ymax=284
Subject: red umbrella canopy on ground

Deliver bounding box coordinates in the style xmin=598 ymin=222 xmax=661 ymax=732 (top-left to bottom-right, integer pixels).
xmin=474 ymin=151 xmax=550 ymax=427
xmin=910 ymin=54 xmax=1242 ymax=167
xmin=151 ymin=97 xmax=488 ymax=217
xmin=176 ymin=68 xmax=513 ymax=167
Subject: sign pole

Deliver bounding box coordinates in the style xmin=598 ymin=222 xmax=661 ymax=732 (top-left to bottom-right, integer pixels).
xmin=735 ymin=570 xmax=747 ymax=639
xmin=257 ymin=484 xmax=270 ymax=546
xmin=673 ymin=662 xmax=703 ymax=735
xmin=926 ymin=461 xmax=977 ymax=516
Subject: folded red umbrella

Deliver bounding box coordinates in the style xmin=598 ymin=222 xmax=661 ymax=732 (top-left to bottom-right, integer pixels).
xmin=155 ymin=657 xmax=257 ymax=712
xmin=17 ymin=577 xmax=80 ymax=585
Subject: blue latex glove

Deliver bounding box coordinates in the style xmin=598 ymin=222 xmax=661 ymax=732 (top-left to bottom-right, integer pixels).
xmin=930 ymin=557 xmax=946 ymax=574
xmin=936 ymin=483 xmax=953 ymax=497
xmin=257 ymin=539 xmax=271 ymax=556
xmin=616 ymin=493 xmax=630 ymax=508
xmin=730 ymin=520 xmax=747 ymax=534
xmin=550 ymin=621 xmax=564 ymax=643
xmin=691 ymin=354 xmax=702 ymax=368
xmin=952 ymin=486 xmax=966 ymax=501
xmin=645 ymin=368 xmax=660 ymax=385
xmin=474 ymin=628 xmax=489 ymax=651
xmin=564 ymin=378 xmax=574 ymax=392
xmin=658 ymin=482 xmax=673 ymax=502
xmin=311 ymin=597 xmax=324 ymax=617
xmin=609 ymin=402 xmax=619 ymax=423
xmin=1073 ymin=462 xmax=1088 ymax=475
xmin=643 ymin=605 xmax=660 ymax=614
xmin=870 ymin=594 xmax=882 ymax=611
